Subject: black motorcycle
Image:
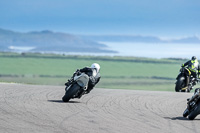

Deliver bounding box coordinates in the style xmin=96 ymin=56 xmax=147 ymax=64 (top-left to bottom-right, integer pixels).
xmin=183 ymin=88 xmax=200 ymax=120
xmin=175 ymin=67 xmax=196 ymax=92
xmin=62 ymin=70 xmax=89 ymax=102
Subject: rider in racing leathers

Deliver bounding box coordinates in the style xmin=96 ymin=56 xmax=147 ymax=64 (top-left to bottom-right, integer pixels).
xmin=65 ymin=63 xmax=101 ymax=94
xmin=182 ymin=56 xmax=200 ymax=84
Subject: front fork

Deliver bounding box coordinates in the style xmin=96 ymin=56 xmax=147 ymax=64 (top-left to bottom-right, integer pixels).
xmin=186 ymin=75 xmax=190 ymax=86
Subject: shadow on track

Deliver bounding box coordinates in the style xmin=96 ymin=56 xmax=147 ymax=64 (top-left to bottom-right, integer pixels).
xmin=164 ymin=116 xmax=200 ymax=121
xmin=48 ymin=100 xmax=81 ymax=103
xmin=164 ymin=116 xmax=189 ymax=121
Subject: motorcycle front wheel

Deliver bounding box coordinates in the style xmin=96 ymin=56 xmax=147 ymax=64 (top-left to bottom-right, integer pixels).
xmin=62 ymin=83 xmax=80 ymax=102
xmin=175 ymin=77 xmax=186 ymax=92
xmin=188 ymin=102 xmax=200 ymax=120
xmin=183 ymin=108 xmax=189 ymax=117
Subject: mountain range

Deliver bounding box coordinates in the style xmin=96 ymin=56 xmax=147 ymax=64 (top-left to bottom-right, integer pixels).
xmin=0 ymin=28 xmax=116 ymax=53
xmin=0 ymin=28 xmax=200 ymax=54
xmin=81 ymin=35 xmax=200 ymax=44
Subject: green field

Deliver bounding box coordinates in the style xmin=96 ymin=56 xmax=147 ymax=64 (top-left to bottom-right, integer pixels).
xmin=0 ymin=52 xmax=198 ymax=91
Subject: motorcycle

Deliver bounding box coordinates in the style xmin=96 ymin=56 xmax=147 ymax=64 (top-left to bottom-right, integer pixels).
xmin=62 ymin=70 xmax=89 ymax=102
xmin=183 ymin=88 xmax=200 ymax=120
xmin=175 ymin=67 xmax=196 ymax=92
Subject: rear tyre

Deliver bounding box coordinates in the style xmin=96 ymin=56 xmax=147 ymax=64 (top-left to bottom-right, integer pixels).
xmin=62 ymin=84 xmax=80 ymax=102
xmin=183 ymin=108 xmax=189 ymax=117
xmin=175 ymin=77 xmax=185 ymax=92
xmin=188 ymin=102 xmax=200 ymax=120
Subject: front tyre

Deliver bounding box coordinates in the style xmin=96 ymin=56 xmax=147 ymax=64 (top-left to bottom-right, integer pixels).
xmin=62 ymin=84 xmax=80 ymax=102
xmin=188 ymin=102 xmax=200 ymax=120
xmin=183 ymin=108 xmax=189 ymax=117
xmin=175 ymin=77 xmax=185 ymax=92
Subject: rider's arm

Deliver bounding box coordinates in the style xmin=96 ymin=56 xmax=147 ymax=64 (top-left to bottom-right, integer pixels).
xmin=182 ymin=61 xmax=190 ymax=67
xmin=79 ymin=67 xmax=89 ymax=72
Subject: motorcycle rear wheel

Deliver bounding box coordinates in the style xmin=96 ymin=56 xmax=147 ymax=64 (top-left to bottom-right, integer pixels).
xmin=62 ymin=84 xmax=80 ymax=102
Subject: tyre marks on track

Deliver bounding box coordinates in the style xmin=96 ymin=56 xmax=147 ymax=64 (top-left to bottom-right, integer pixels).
xmin=1 ymin=83 xmax=200 ymax=133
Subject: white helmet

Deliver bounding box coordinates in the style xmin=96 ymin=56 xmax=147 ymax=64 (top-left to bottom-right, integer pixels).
xmin=91 ymin=63 xmax=100 ymax=73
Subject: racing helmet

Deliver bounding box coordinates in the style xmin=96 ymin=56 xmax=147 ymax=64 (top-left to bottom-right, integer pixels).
xmin=91 ymin=63 xmax=100 ymax=73
xmin=192 ymin=56 xmax=197 ymax=61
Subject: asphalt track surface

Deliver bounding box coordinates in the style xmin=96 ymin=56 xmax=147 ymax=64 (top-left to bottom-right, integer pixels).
xmin=0 ymin=83 xmax=200 ymax=133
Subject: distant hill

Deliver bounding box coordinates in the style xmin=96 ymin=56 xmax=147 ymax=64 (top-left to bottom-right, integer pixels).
xmin=0 ymin=28 xmax=117 ymax=53
xmin=81 ymin=35 xmax=200 ymax=44
xmin=1 ymin=28 xmax=200 ymax=55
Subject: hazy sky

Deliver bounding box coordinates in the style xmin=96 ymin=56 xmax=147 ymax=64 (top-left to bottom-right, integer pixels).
xmin=0 ymin=0 xmax=199 ymax=37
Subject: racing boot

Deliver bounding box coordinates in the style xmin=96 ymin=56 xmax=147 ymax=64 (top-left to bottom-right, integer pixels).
xmin=85 ymin=87 xmax=93 ymax=94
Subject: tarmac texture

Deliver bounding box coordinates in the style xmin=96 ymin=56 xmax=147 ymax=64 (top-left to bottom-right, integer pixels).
xmin=0 ymin=83 xmax=199 ymax=133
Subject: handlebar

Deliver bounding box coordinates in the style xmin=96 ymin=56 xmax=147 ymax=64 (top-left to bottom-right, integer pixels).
xmin=73 ymin=69 xmax=82 ymax=76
